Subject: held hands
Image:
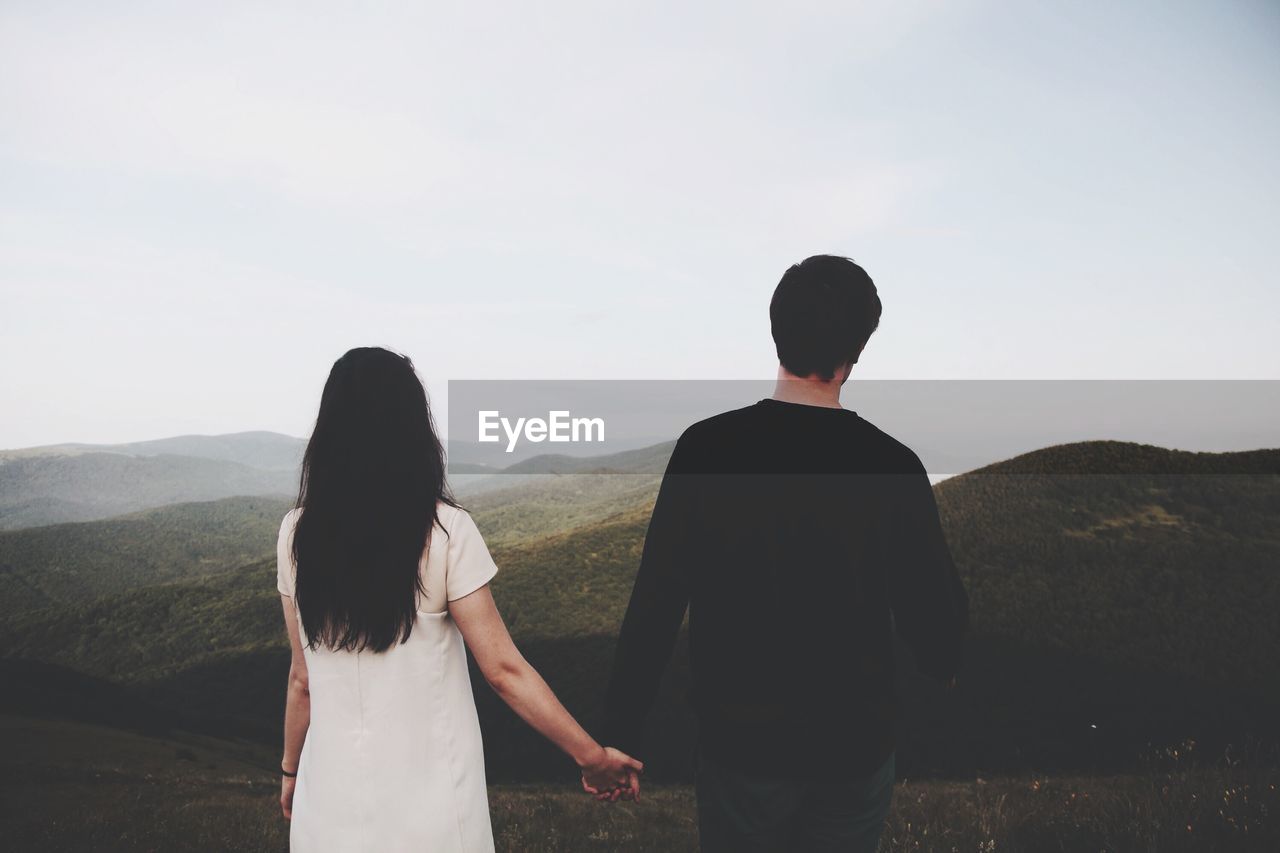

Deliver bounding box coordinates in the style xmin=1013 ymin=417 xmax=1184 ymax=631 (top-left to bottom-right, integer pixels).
xmin=578 ymin=746 xmax=644 ymax=803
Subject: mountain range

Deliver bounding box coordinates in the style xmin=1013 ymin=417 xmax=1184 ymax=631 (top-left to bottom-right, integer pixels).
xmin=0 ymin=431 xmax=670 ymax=530
xmin=0 ymin=432 xmax=304 ymax=530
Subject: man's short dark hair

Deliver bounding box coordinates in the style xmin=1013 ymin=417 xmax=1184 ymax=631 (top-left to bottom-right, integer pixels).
xmin=770 ymin=255 xmax=882 ymax=380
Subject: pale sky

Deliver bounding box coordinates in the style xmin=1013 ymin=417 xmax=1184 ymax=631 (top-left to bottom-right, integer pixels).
xmin=2 ymin=0 xmax=1278 ymax=448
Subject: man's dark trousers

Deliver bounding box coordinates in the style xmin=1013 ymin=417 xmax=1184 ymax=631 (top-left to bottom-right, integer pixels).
xmin=695 ymin=746 xmax=895 ymax=853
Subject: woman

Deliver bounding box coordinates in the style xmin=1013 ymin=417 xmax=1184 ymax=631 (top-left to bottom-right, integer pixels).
xmin=275 ymin=347 xmax=642 ymax=851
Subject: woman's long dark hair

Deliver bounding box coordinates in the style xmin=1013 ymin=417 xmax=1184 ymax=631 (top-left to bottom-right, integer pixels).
xmin=292 ymin=347 xmax=456 ymax=652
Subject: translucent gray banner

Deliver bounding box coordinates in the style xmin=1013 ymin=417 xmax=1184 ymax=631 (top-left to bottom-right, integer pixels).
xmin=445 ymin=380 xmax=1279 ymax=477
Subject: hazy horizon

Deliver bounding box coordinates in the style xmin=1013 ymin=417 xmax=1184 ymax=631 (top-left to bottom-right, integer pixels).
xmin=7 ymin=376 xmax=1278 ymax=467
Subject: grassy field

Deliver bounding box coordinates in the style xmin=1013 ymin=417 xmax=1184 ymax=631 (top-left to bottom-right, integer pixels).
xmin=3 ymin=715 xmax=1277 ymax=852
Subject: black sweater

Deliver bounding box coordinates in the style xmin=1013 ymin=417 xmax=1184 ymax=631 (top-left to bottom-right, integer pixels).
xmin=602 ymin=398 xmax=969 ymax=778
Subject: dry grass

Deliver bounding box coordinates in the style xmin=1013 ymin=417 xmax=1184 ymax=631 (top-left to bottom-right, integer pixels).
xmin=3 ymin=717 xmax=1275 ymax=852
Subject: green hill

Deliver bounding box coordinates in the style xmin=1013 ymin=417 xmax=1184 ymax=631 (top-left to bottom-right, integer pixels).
xmin=468 ymin=474 xmax=660 ymax=547
xmin=968 ymin=440 xmax=1280 ymax=476
xmin=486 ymin=505 xmax=653 ymax=637
xmin=0 ymin=559 xmax=282 ymax=685
xmin=938 ymin=441 xmax=1280 ymax=696
xmin=0 ymin=496 xmax=292 ymax=617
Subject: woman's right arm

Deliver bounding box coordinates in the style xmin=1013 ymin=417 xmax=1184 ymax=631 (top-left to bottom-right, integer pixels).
xmin=449 ymin=585 xmax=643 ymax=800
xmin=280 ymin=595 xmax=310 ymax=819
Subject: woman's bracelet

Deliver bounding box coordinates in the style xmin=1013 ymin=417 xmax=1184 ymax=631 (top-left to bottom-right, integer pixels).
xmin=281 ymin=764 xmax=298 ymax=778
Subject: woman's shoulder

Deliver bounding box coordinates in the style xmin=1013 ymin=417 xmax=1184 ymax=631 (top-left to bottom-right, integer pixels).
xmin=280 ymin=506 xmax=303 ymax=533
xmin=433 ymin=502 xmax=475 ymax=533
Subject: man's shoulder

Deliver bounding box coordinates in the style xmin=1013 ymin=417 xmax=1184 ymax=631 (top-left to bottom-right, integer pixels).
xmin=853 ymin=415 xmax=927 ymax=473
xmin=660 ymin=406 xmax=762 ymax=471
xmin=668 ymin=403 xmax=927 ymax=476
xmin=678 ymin=404 xmax=761 ymax=444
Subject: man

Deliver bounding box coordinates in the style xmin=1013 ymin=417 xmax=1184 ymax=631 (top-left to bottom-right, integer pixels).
xmin=602 ymin=255 xmax=969 ymax=852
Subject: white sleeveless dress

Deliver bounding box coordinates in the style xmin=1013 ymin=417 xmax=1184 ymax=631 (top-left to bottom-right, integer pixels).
xmin=275 ymin=503 xmax=498 ymax=852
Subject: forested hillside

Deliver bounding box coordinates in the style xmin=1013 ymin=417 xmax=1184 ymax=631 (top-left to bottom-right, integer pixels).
xmin=939 ymin=443 xmax=1280 ymax=697
xmin=466 ymin=473 xmax=660 ymax=547
xmin=0 ymin=496 xmax=291 ymax=617
xmin=1 ymin=440 xmax=1277 ymax=786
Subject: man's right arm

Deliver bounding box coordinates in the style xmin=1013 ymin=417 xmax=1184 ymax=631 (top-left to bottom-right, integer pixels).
xmin=888 ymin=459 xmax=969 ymax=682
xmin=602 ymin=437 xmax=695 ymax=757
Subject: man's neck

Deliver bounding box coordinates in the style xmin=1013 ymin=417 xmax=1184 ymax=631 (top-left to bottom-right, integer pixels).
xmin=771 ymin=366 xmax=845 ymax=409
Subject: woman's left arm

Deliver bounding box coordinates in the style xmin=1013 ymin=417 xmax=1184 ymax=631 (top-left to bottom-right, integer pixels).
xmin=280 ymin=595 xmax=310 ymax=819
